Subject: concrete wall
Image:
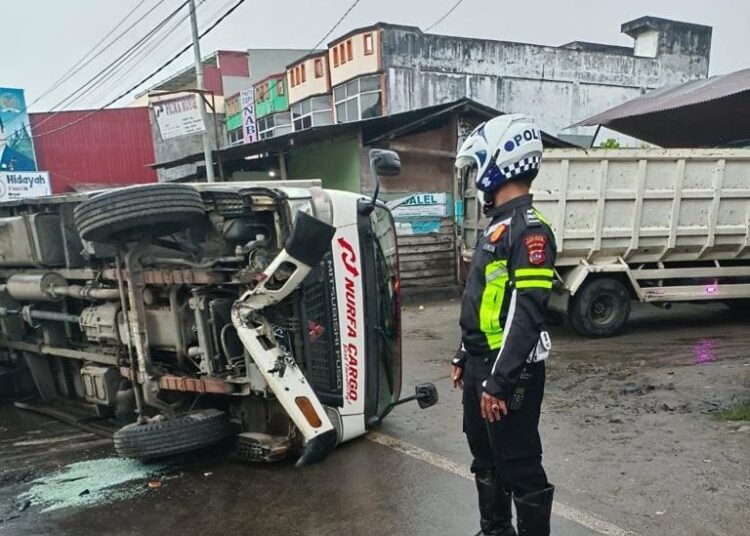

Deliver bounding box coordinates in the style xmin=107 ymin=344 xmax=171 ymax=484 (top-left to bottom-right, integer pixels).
xmin=380 ymin=18 xmax=711 ymax=143
xmin=151 ymin=109 xmax=226 ymax=182
xmin=286 ymin=134 xmax=361 ymax=192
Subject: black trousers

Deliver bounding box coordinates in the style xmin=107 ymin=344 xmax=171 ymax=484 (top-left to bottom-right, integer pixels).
xmin=463 ymin=355 xmax=548 ymax=497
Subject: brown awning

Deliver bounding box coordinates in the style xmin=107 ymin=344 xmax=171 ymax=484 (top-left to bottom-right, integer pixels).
xmin=571 ymin=68 xmax=750 ymax=147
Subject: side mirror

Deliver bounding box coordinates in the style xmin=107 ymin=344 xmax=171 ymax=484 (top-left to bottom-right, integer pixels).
xmin=361 ymin=149 xmax=401 ymax=215
xmin=366 ymin=382 xmax=439 ymax=427
xmin=415 ymin=382 xmax=439 ymax=409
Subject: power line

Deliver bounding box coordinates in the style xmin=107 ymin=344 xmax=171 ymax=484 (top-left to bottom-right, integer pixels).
xmin=307 ymin=0 xmax=363 ymax=55
xmin=425 ymin=0 xmax=467 ymax=32
xmin=85 ymin=3 xmax=204 ymax=107
xmin=27 ymin=0 xmax=163 ymax=110
xmin=73 ymin=0 xmax=212 ymax=109
xmin=32 ymin=0 xmax=250 ymax=140
xmin=32 ymin=0 xmax=191 ymax=132
xmin=41 ymin=1 xmax=190 ymax=112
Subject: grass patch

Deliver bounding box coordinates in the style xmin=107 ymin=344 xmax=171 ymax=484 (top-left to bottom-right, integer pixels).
xmin=716 ymin=401 xmax=750 ymax=421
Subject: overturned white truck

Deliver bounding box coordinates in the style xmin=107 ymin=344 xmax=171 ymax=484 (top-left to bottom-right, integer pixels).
xmin=0 ymin=150 xmax=436 ymax=465
xmin=462 ymin=148 xmax=750 ymax=337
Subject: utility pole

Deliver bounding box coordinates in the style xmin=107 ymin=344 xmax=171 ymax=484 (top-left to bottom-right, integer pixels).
xmin=189 ymin=0 xmax=215 ymax=182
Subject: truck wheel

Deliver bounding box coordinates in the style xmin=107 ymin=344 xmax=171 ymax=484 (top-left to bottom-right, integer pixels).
xmin=114 ymin=409 xmax=233 ymax=460
xmin=74 ymin=184 xmax=205 ymax=244
xmin=568 ymin=278 xmax=631 ymax=338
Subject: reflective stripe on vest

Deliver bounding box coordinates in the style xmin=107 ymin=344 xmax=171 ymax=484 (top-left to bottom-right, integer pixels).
xmin=480 ymin=259 xmax=508 ymax=350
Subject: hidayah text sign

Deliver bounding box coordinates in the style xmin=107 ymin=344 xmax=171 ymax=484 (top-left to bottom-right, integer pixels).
xmin=0 ymin=171 xmax=51 ymax=200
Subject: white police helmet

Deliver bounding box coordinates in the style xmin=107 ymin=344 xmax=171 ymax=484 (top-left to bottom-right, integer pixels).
xmin=455 ymin=114 xmax=543 ymax=200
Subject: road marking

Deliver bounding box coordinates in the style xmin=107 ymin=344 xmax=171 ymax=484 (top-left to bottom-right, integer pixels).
xmin=367 ymin=431 xmax=635 ymax=536
xmin=12 ymin=433 xmax=96 ymax=447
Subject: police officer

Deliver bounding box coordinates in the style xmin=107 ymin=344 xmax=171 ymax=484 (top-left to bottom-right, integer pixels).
xmin=452 ymin=114 xmax=556 ymax=536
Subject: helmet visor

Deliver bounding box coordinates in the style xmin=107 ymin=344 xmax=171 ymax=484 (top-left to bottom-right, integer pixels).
xmin=455 ymin=157 xmax=477 ymax=188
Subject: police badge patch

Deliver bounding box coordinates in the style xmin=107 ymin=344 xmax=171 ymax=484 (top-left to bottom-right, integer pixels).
xmin=523 ymin=234 xmax=547 ymax=265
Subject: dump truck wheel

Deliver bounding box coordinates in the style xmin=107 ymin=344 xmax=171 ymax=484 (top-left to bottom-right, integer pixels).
xmin=568 ymin=278 xmax=631 ymax=338
xmin=74 ymin=183 xmax=205 ymax=244
xmin=114 ymin=409 xmax=233 ymax=460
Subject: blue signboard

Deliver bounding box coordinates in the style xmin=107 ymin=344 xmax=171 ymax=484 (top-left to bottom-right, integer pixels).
xmin=0 ymin=88 xmax=37 ymax=171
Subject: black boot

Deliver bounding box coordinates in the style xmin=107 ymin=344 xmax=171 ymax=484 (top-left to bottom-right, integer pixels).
xmin=473 ymin=469 xmax=517 ymax=536
xmin=515 ymin=485 xmax=554 ymax=536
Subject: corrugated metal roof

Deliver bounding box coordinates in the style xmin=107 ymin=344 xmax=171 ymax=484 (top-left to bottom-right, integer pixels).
xmin=152 ymin=98 xmax=573 ymax=171
xmin=571 ymin=68 xmax=750 ymax=147
xmin=30 ymin=108 xmax=157 ymax=193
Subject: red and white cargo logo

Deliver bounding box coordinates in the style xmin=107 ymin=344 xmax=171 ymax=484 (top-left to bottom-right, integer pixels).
xmin=338 ymin=237 xmax=360 ymax=402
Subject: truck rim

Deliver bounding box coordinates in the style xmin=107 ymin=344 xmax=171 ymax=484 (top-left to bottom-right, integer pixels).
xmin=590 ymin=295 xmax=617 ymax=325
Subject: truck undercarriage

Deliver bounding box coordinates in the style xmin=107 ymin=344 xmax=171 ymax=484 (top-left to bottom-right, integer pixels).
xmin=0 ymin=173 xmax=435 ymax=465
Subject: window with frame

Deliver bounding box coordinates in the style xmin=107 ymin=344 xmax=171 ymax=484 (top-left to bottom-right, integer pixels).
xmin=333 ymin=47 xmax=339 ymax=67
xmin=364 ymin=33 xmax=374 ymax=55
xmin=257 ymin=112 xmax=292 ymax=140
xmin=291 ymin=96 xmax=333 ymax=131
xmin=300 ymin=64 xmax=306 ymax=84
xmin=333 ymin=74 xmax=382 ymax=124
xmin=290 ymin=70 xmax=297 ymax=87
xmin=339 ymin=43 xmax=346 ymax=64
xmin=227 ymin=97 xmax=240 ymax=116
xmin=276 ymin=79 xmax=285 ymax=95
xmin=346 ymin=39 xmax=353 ymax=61
xmin=314 ymin=58 xmax=323 ymax=78
xmin=228 ymin=128 xmax=243 ymax=146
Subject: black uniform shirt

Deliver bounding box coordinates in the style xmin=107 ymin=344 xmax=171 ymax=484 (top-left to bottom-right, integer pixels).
xmin=459 ymin=194 xmax=557 ymax=400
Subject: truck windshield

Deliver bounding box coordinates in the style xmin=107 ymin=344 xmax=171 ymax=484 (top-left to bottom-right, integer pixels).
xmin=364 ymin=205 xmax=402 ymax=418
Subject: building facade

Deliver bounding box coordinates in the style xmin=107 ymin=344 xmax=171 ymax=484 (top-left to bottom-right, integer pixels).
xmin=138 ymin=49 xmax=310 ymax=180
xmin=254 ymin=73 xmax=292 ymax=140
xmin=324 ymin=17 xmax=711 ymax=145
xmin=148 ymin=15 xmax=714 ymax=180
xmin=286 ymin=51 xmax=334 ymax=131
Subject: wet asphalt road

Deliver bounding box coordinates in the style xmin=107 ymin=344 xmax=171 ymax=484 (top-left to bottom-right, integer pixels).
xmin=4 ymin=300 xmax=747 ymax=535
xmin=0 ymin=406 xmax=598 ymax=536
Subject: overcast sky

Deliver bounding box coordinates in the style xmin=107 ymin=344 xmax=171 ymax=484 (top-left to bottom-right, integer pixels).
xmin=2 ymin=0 xmax=748 ymax=111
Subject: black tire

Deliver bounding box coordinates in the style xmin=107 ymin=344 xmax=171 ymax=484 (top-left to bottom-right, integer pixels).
xmin=114 ymin=409 xmax=233 ymax=460
xmin=74 ymin=183 xmax=205 ymax=244
xmin=568 ymin=278 xmax=631 ymax=338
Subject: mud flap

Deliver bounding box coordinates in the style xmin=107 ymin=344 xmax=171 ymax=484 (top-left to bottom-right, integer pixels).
xmin=232 ymin=211 xmax=338 ymax=465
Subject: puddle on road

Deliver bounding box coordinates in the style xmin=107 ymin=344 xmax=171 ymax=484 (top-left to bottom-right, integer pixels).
xmin=18 ymin=457 xmax=165 ymax=513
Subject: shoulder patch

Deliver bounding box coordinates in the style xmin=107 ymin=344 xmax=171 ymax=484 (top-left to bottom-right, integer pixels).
xmin=484 ymin=217 xmax=512 ymax=238
xmin=523 ymin=234 xmax=547 ymax=265
xmin=489 ymin=223 xmax=507 ymax=243
xmin=524 ymin=208 xmax=541 ymax=227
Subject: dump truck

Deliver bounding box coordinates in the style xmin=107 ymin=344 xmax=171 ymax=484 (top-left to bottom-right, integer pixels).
xmin=0 ymin=149 xmax=436 ymax=465
xmin=461 ymin=148 xmax=750 ymax=337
